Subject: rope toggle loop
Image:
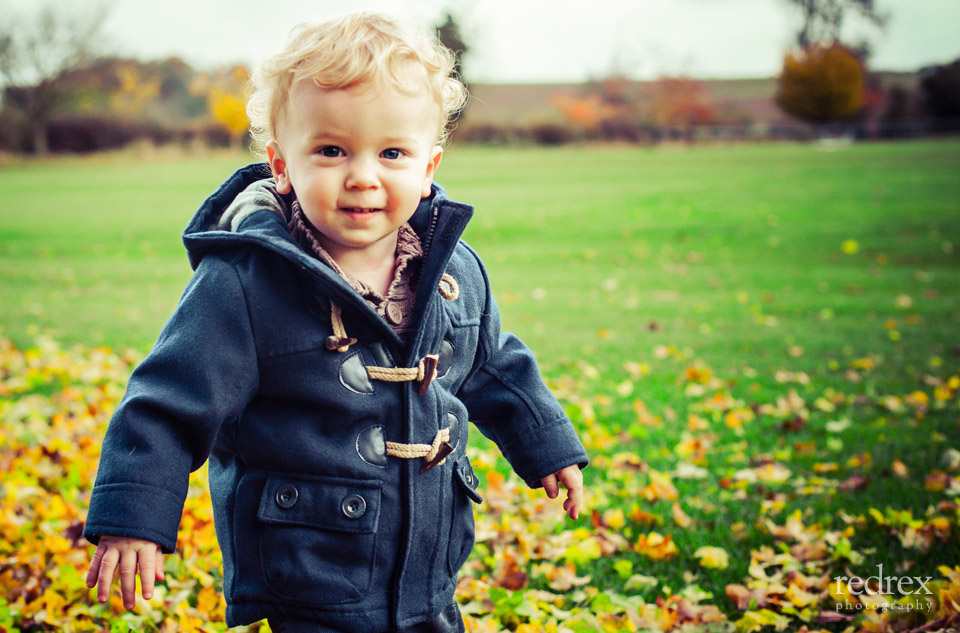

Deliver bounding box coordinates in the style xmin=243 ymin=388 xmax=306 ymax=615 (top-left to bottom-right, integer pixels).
xmin=386 ymin=428 xmax=453 ymax=473
xmin=438 ymin=273 xmax=460 ymax=301
xmin=365 ymin=354 xmax=439 ymax=395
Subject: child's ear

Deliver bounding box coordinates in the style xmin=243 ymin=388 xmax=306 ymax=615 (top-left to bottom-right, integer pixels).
xmin=267 ymin=142 xmax=292 ymax=194
xmin=421 ymin=145 xmax=443 ymax=197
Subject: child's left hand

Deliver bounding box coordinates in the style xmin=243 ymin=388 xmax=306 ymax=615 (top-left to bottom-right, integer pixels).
xmin=541 ymin=464 xmax=583 ymax=520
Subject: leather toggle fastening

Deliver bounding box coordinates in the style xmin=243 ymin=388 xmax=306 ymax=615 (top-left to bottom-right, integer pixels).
xmin=325 ymin=335 xmax=358 ymax=352
xmin=418 ymin=355 xmax=439 ymax=395
xmin=419 ymin=441 xmax=453 ymax=473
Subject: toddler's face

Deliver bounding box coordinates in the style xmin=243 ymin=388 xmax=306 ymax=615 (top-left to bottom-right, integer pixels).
xmin=268 ymin=80 xmax=443 ymax=263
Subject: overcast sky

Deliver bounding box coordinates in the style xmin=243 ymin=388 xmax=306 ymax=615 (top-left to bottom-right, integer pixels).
xmin=57 ymin=0 xmax=960 ymax=82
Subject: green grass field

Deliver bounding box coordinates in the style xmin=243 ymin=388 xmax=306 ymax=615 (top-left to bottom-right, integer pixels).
xmin=2 ymin=142 xmax=958 ymax=371
xmin=1 ymin=140 xmax=959 ymax=632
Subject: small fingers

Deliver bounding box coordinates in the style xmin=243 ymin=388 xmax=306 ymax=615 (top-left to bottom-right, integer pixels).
xmin=156 ymin=548 xmax=165 ymax=582
xmin=563 ymin=483 xmax=584 ymax=520
xmin=139 ymin=547 xmax=156 ymax=601
xmin=541 ymin=474 xmax=559 ymax=499
xmin=558 ymin=467 xmax=584 ymax=520
xmin=118 ymin=548 xmax=138 ymax=610
xmin=86 ymin=544 xmax=106 ymax=588
xmin=96 ymin=547 xmax=120 ymax=603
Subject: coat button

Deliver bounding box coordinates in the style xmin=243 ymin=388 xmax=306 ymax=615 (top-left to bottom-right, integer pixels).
xmin=460 ymin=464 xmax=475 ymax=487
xmin=385 ymin=301 xmax=403 ymax=325
xmin=275 ymin=485 xmax=298 ymax=509
xmin=341 ymin=494 xmax=366 ymax=519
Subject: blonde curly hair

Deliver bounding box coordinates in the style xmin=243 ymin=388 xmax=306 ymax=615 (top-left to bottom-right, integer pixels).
xmin=247 ymin=12 xmax=468 ymax=158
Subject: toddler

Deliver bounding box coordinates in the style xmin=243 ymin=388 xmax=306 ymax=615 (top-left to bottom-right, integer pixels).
xmin=84 ymin=12 xmax=587 ymax=633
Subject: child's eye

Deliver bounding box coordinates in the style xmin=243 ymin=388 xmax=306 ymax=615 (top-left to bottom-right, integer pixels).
xmin=381 ymin=148 xmax=402 ymax=160
xmin=318 ymin=146 xmax=342 ymax=157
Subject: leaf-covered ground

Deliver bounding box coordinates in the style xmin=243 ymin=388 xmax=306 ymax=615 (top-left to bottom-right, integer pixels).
xmin=1 ymin=141 xmax=959 ymax=631
xmin=1 ymin=334 xmax=958 ymax=632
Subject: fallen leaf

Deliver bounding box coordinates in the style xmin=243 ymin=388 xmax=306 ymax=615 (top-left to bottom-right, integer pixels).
xmin=672 ymin=503 xmax=693 ymax=528
xmin=837 ymin=474 xmax=870 ymax=492
xmin=695 ymin=546 xmax=729 ymax=569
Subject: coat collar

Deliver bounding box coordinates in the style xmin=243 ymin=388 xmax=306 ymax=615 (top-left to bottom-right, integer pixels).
xmin=182 ymin=163 xmax=474 ymax=354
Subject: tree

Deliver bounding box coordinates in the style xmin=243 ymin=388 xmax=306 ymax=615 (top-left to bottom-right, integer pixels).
xmin=0 ymin=3 xmax=108 ymax=154
xmin=190 ymin=64 xmax=251 ymax=147
xmin=775 ymin=42 xmax=865 ymax=123
xmin=650 ymin=76 xmax=716 ymax=129
xmin=784 ymin=0 xmax=887 ymax=50
xmin=434 ymin=12 xmax=469 ymax=131
xmin=435 ymin=13 xmax=468 ymax=82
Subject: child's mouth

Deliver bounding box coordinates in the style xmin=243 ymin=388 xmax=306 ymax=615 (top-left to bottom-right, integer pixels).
xmin=342 ymin=208 xmax=381 ymax=214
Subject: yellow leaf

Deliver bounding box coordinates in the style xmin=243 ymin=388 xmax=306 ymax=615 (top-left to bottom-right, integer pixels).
xmin=562 ymin=537 xmax=602 ymax=566
xmin=892 ymin=460 xmax=909 ymax=478
xmin=642 ymin=470 xmax=679 ymax=501
xmin=196 ymin=585 xmax=220 ymax=614
xmin=602 ymin=508 xmax=626 ymax=531
xmin=785 ymin=583 xmax=818 ymax=607
xmin=694 ymin=546 xmax=729 ymax=569
xmin=635 ymin=531 xmax=678 ymax=561
xmin=599 ymin=613 xmax=636 ymax=632
xmin=672 ymin=503 xmax=693 ymax=528
xmin=735 ymin=608 xmax=791 ymax=633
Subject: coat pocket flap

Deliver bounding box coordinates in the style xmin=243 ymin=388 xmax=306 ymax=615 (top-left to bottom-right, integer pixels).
xmin=453 ymin=460 xmax=483 ymax=504
xmin=257 ymin=473 xmax=382 ymax=534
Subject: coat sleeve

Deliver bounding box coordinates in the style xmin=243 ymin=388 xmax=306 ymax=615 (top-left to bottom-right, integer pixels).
xmin=455 ymin=248 xmax=588 ymax=489
xmin=83 ymin=255 xmax=259 ymax=553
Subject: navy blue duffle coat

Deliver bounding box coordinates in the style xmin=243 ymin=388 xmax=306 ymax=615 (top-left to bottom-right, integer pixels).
xmin=83 ymin=164 xmax=589 ymax=631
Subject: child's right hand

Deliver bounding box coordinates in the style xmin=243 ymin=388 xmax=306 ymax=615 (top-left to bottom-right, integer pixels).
xmin=86 ymin=535 xmax=165 ymax=610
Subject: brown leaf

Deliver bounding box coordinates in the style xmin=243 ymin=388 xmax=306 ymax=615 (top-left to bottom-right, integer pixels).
xmin=591 ymin=509 xmax=604 ymax=529
xmin=816 ymin=611 xmax=853 ymax=623
xmin=64 ymin=521 xmax=85 ymax=545
xmin=540 ymin=562 xmax=591 ymax=592
xmin=494 ymin=552 xmax=529 ymax=591
xmin=789 ymin=541 xmax=829 ymax=562
xmin=925 ymin=470 xmax=951 ymax=491
xmin=781 ymin=416 xmax=807 ymax=432
xmin=725 ymin=583 xmax=770 ymax=610
xmin=837 ymin=473 xmax=870 ymax=491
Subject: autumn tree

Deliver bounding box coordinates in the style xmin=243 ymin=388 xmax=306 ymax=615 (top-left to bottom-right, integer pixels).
xmin=784 ymin=0 xmax=887 ymax=51
xmin=551 ymin=93 xmax=619 ymax=132
xmin=109 ymin=64 xmax=162 ymax=117
xmin=551 ymin=77 xmax=647 ymax=142
xmin=775 ymin=42 xmax=864 ymax=123
xmin=650 ymin=76 xmax=716 ymax=129
xmin=190 ymin=64 xmax=251 ymax=147
xmin=0 ymin=3 xmax=108 ymax=154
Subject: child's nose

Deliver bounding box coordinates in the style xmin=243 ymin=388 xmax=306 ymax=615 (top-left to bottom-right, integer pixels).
xmin=345 ymin=158 xmax=379 ymax=190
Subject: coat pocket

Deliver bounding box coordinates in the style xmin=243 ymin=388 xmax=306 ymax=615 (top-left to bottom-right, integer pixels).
xmin=258 ymin=472 xmax=382 ymax=605
xmin=447 ymin=459 xmax=482 ymax=575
